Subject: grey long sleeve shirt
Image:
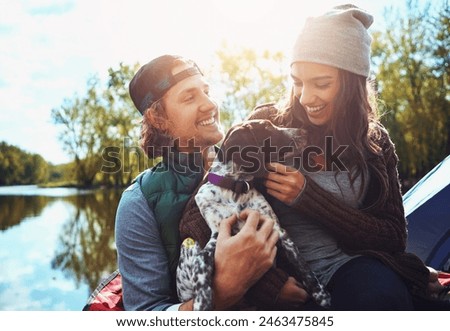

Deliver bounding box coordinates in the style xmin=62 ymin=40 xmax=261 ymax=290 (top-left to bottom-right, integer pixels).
xmin=115 ymin=182 xmax=180 ymax=311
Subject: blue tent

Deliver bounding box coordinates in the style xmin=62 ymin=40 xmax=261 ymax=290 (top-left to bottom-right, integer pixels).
xmin=403 ymin=155 xmax=450 ymax=272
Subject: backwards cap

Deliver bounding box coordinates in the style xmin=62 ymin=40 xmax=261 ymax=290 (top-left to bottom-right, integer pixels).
xmin=129 ymin=55 xmax=202 ymax=115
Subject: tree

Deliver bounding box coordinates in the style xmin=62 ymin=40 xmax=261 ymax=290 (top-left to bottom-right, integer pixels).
xmin=51 ymin=78 xmax=105 ymax=187
xmin=432 ymin=0 xmax=450 ymax=156
xmin=98 ymin=63 xmax=143 ymax=187
xmin=214 ymin=44 xmax=289 ymax=130
xmin=0 ymin=142 xmax=49 ymax=185
xmin=51 ymin=63 xmax=143 ymax=187
xmin=371 ymin=0 xmax=449 ymax=181
xmin=23 ymin=154 xmax=48 ymax=184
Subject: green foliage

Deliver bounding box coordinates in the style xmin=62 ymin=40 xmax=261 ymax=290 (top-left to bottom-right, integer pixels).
xmin=98 ymin=63 xmax=146 ymax=187
xmin=0 ymin=141 xmax=49 ymax=185
xmin=44 ymin=162 xmax=77 ymax=187
xmin=214 ymin=44 xmax=288 ymax=130
xmin=49 ymin=1 xmax=448 ymax=187
xmin=51 ymin=63 xmax=145 ymax=187
xmin=51 ymin=79 xmax=102 ymax=186
xmin=371 ymin=0 xmax=449 ymax=180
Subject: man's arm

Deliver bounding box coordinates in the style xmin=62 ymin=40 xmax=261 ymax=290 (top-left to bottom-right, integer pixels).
xmin=115 ymin=184 xmax=179 ymax=311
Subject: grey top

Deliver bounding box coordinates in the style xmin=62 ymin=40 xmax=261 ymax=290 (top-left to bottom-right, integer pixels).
xmin=283 ymin=169 xmax=368 ymax=286
xmin=115 ymin=182 xmax=179 ymax=311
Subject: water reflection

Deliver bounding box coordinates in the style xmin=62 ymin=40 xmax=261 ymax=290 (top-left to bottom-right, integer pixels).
xmin=52 ymin=191 xmax=120 ymax=290
xmin=0 ymin=186 xmax=123 ymax=310
xmin=0 ymin=195 xmax=50 ymax=230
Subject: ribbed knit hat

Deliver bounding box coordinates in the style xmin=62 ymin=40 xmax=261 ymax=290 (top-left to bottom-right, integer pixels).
xmin=129 ymin=55 xmax=202 ymax=115
xmin=291 ymin=4 xmax=373 ymax=77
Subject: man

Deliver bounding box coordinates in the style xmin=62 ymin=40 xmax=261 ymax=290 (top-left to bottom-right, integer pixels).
xmin=115 ymin=55 xmax=279 ymax=310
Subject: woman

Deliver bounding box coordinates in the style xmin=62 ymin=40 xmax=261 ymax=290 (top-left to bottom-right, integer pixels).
xmin=115 ymin=54 xmax=279 ymax=311
xmin=252 ymin=4 xmax=448 ymax=310
xmin=180 ymin=5 xmax=448 ymax=310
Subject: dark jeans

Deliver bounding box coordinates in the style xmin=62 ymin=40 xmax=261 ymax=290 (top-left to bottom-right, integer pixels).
xmin=326 ymin=256 xmax=415 ymax=310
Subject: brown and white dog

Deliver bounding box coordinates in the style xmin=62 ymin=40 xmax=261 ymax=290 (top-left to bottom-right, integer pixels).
xmin=176 ymin=119 xmax=331 ymax=310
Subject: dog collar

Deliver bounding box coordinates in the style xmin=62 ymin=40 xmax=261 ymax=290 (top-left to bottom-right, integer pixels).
xmin=208 ymin=173 xmax=254 ymax=194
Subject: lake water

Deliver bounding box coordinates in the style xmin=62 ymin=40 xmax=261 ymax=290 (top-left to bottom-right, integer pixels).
xmin=0 ymin=185 xmax=122 ymax=311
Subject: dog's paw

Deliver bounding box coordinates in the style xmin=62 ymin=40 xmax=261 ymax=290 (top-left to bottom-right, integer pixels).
xmin=176 ymin=238 xmax=201 ymax=302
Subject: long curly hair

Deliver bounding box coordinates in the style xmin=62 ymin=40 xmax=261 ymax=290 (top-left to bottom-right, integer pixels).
xmin=139 ymin=99 xmax=174 ymax=159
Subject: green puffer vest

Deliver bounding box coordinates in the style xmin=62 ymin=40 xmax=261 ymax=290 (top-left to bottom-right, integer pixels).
xmin=134 ymin=149 xmax=204 ymax=277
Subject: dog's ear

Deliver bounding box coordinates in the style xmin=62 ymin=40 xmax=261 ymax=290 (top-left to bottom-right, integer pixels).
xmin=291 ymin=128 xmax=308 ymax=151
xmin=218 ymin=123 xmax=267 ymax=176
xmin=216 ymin=124 xmax=242 ymax=164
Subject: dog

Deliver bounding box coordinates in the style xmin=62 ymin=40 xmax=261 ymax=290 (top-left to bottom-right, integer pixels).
xmin=176 ymin=119 xmax=331 ymax=310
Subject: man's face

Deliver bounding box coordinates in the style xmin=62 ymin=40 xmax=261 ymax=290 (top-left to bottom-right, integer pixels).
xmin=162 ymin=63 xmax=223 ymax=152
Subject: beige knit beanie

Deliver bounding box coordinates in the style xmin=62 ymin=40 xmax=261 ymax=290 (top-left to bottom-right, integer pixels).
xmin=291 ymin=4 xmax=373 ymax=77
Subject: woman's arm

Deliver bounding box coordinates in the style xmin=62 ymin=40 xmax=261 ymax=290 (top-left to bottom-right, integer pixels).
xmin=265 ymin=136 xmax=407 ymax=253
xmin=295 ymin=134 xmax=407 ymax=252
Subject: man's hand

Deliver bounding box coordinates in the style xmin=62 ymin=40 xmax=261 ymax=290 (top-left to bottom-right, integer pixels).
xmin=213 ymin=209 xmax=279 ymax=310
xmin=265 ymin=162 xmax=305 ymax=205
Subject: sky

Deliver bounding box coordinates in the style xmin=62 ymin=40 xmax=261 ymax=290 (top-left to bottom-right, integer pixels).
xmin=0 ymin=0 xmax=407 ymax=165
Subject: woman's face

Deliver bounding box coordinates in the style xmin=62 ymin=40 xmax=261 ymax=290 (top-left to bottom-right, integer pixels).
xmin=291 ymin=62 xmax=340 ymax=126
xmin=162 ymin=63 xmax=223 ymax=152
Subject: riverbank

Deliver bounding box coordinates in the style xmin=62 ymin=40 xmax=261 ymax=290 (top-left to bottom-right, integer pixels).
xmin=38 ymin=181 xmax=128 ymax=190
xmin=0 ymin=184 xmax=119 ymax=310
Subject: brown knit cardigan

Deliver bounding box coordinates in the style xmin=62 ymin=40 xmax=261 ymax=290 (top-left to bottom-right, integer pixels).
xmin=179 ymin=104 xmax=430 ymax=309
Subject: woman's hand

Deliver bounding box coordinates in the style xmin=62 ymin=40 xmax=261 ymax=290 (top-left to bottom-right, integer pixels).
xmin=426 ymin=266 xmax=446 ymax=299
xmin=213 ymin=209 xmax=279 ymax=310
xmin=265 ymin=162 xmax=305 ymax=205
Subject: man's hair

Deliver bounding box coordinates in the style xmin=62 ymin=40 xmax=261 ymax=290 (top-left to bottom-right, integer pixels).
xmin=140 ymin=99 xmax=172 ymax=159
xmin=139 ymin=57 xmax=197 ymax=159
